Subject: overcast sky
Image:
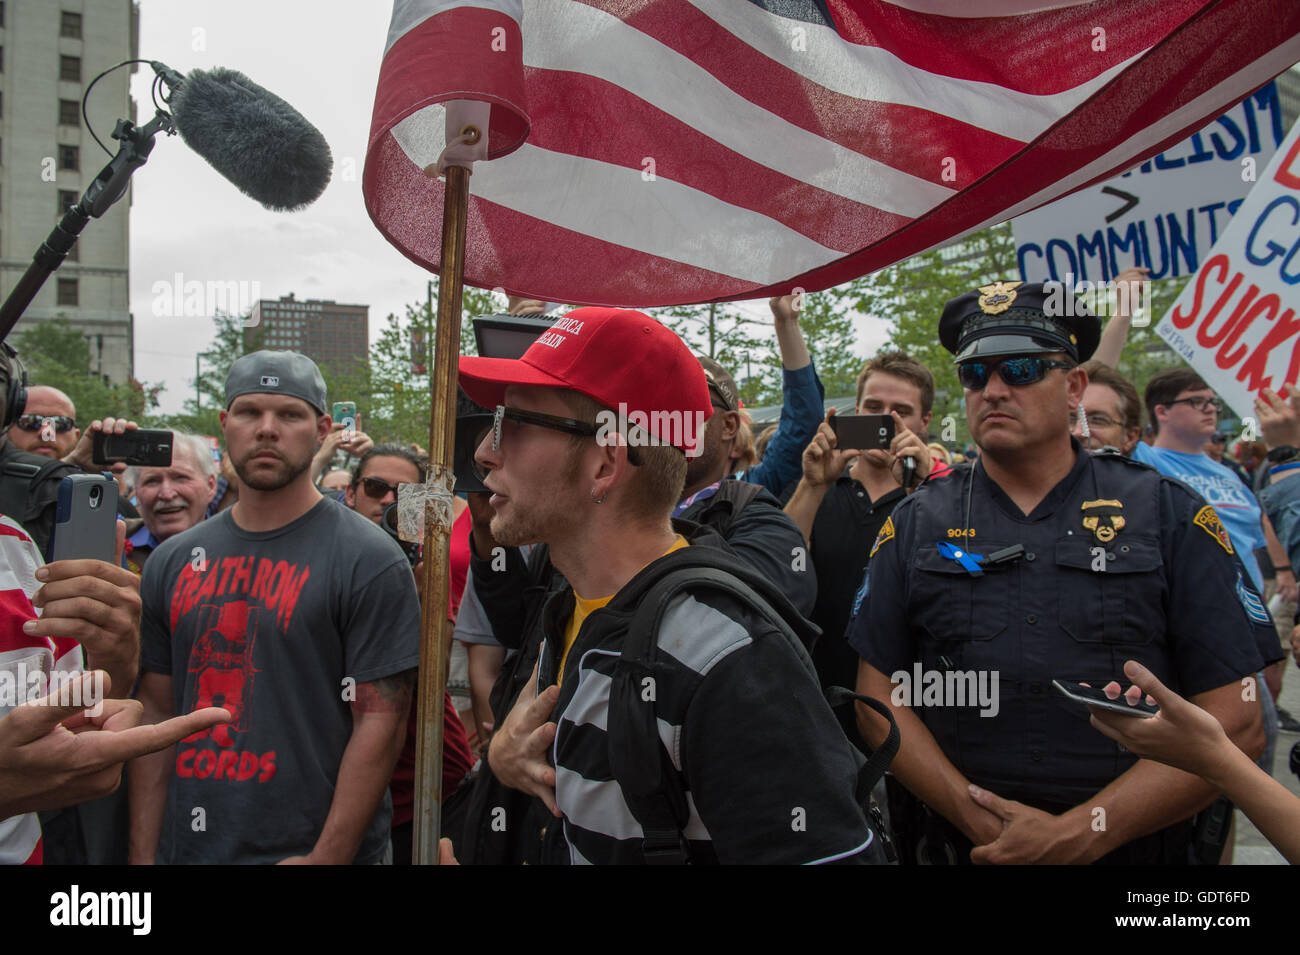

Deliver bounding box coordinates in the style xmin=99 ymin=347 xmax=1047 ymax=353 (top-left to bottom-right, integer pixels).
xmin=126 ymin=0 xmax=885 ymax=414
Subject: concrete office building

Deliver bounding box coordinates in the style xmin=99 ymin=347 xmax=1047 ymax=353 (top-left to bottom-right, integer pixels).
xmin=246 ymin=293 xmax=369 ymax=373
xmin=0 ymin=0 xmax=138 ymax=384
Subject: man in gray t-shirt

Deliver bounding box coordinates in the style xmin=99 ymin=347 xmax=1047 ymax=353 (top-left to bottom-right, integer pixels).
xmin=128 ymin=351 xmax=419 ymax=864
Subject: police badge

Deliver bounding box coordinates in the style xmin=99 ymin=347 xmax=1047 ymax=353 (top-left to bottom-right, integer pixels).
xmin=976 ymin=281 xmax=1022 ymax=315
xmin=1081 ymin=498 xmax=1125 ymax=543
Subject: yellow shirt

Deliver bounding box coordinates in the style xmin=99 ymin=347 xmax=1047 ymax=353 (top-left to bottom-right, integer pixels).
xmin=558 ymin=535 xmax=689 ymax=686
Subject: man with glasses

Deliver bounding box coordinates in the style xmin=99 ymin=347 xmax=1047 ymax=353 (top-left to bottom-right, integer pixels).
xmin=460 ymin=307 xmax=877 ymax=864
xmin=6 ymin=386 xmax=79 ymax=460
xmin=1136 ymin=370 xmax=1270 ymax=589
xmin=344 ymin=444 xmax=423 ymax=524
xmin=1070 ymin=361 xmax=1142 ymax=456
xmin=849 ymin=282 xmax=1278 ymax=865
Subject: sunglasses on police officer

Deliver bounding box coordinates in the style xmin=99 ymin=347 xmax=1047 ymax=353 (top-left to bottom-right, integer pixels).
xmin=957 ymin=357 xmax=1075 ymax=390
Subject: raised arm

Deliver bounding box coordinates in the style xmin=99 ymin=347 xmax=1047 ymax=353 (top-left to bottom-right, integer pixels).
xmin=1090 ymin=266 xmax=1149 ymax=369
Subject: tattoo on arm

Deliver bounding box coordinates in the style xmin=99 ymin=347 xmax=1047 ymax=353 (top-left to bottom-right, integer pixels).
xmin=353 ymin=670 xmax=416 ymax=714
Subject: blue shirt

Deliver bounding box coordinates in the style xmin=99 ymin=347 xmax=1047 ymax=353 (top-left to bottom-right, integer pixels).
xmin=739 ymin=362 xmax=825 ymax=498
xmin=1132 ymin=442 xmax=1266 ymax=591
xmin=1259 ymin=473 xmax=1300 ymax=576
xmin=128 ymin=523 xmax=162 ymax=551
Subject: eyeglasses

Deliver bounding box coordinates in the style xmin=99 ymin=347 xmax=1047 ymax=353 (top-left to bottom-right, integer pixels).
xmin=957 ymin=357 xmax=1074 ymax=390
xmin=474 ymin=405 xmax=636 ymax=482
xmin=490 ymin=405 xmax=598 ymax=452
xmin=1164 ymin=395 xmax=1223 ymax=414
xmin=1068 ymin=410 xmax=1120 ymax=430
xmin=14 ymin=413 xmax=75 ymax=434
xmin=357 ymin=476 xmax=402 ymax=500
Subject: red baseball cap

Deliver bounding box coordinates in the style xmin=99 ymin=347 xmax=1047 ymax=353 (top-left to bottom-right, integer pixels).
xmin=457 ymin=307 xmax=713 ymax=453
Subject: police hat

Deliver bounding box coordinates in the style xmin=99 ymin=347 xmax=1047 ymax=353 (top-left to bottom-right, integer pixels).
xmin=939 ymin=281 xmax=1100 ymax=363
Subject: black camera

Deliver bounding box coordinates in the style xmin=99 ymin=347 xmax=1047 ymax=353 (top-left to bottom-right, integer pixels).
xmin=381 ymin=502 xmax=421 ymax=567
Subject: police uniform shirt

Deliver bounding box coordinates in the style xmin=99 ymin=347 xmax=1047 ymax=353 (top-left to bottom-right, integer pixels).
xmin=847 ymin=440 xmax=1279 ymax=808
xmin=810 ymin=474 xmax=904 ymax=692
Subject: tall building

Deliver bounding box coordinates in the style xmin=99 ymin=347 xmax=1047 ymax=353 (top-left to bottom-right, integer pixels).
xmin=0 ymin=0 xmax=138 ymax=385
xmin=246 ymin=294 xmax=369 ymax=374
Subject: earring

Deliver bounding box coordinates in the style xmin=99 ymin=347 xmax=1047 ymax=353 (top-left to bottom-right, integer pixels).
xmin=591 ymin=487 xmax=607 ymax=504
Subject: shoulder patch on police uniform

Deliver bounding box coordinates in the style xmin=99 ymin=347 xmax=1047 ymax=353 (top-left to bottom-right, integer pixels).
xmin=870 ymin=516 xmax=895 ymax=558
xmin=1193 ymin=504 xmax=1234 ymax=554
xmin=1236 ymin=570 xmax=1271 ymax=625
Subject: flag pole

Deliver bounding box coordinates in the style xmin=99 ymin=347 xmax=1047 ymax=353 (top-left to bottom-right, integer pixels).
xmin=412 ymin=132 xmax=475 ymax=865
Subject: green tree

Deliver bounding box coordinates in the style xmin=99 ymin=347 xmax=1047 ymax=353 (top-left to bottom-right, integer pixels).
xmin=851 ymin=224 xmax=1020 ymax=445
xmin=652 ymin=303 xmax=777 ymax=405
xmin=15 ymin=318 xmax=161 ymax=421
xmin=338 ymin=284 xmax=502 ymax=447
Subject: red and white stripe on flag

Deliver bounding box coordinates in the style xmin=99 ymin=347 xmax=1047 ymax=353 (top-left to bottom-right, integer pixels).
xmin=0 ymin=516 xmax=81 ymax=866
xmin=365 ymin=0 xmax=1300 ymax=307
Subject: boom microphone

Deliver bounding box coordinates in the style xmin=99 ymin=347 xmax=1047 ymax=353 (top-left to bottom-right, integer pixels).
xmin=162 ymin=65 xmax=333 ymax=212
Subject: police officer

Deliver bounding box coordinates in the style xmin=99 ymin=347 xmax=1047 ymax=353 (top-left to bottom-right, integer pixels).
xmin=848 ymin=281 xmax=1281 ymax=864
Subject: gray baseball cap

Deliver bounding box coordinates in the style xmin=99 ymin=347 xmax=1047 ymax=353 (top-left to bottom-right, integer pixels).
xmin=225 ymin=350 xmax=328 ymax=413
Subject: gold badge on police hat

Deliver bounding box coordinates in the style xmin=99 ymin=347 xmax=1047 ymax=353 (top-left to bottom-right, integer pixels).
xmin=1081 ymin=498 xmax=1125 ymax=543
xmin=977 ymin=281 xmax=1022 ymax=315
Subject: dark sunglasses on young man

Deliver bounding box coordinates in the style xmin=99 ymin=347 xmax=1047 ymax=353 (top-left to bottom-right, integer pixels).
xmin=957 ymin=356 xmax=1075 ymax=390
xmin=13 ymin=413 xmax=76 ymax=434
xmin=357 ymin=476 xmax=403 ymax=500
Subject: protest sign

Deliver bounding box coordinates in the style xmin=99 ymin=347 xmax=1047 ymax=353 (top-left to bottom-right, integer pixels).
xmin=1013 ymin=83 xmax=1284 ymax=284
xmin=1154 ymin=117 xmax=1300 ymax=419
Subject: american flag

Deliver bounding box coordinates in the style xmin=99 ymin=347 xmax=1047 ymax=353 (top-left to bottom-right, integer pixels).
xmin=364 ymin=0 xmax=1300 ymax=308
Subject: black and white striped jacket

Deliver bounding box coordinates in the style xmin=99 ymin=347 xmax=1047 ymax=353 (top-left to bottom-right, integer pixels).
xmin=537 ymin=537 xmax=875 ymax=865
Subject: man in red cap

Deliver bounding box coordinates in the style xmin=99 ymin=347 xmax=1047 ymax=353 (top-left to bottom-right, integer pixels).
xmin=458 ymin=308 xmax=877 ymax=865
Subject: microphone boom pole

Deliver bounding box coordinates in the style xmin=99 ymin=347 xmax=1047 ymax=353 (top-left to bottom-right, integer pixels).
xmin=0 ymin=111 xmax=173 ymax=343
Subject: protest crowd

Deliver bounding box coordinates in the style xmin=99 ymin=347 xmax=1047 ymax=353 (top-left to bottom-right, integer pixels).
xmin=4 ymin=270 xmax=1300 ymax=869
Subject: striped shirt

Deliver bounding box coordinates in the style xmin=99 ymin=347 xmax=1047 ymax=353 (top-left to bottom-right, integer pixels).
xmin=0 ymin=517 xmax=83 ymax=865
xmin=540 ymin=572 xmax=873 ymax=865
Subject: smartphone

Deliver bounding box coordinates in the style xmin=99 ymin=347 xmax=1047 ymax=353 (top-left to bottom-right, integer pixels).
xmin=50 ymin=474 xmax=119 ymax=563
xmin=829 ymin=413 xmax=895 ymax=451
xmin=91 ymin=429 xmax=173 ymax=467
xmin=332 ymin=401 xmax=358 ymax=432
xmin=1052 ymin=679 xmax=1158 ymax=718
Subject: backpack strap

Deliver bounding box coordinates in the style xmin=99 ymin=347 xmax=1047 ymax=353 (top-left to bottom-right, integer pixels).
xmin=824 ymin=686 xmax=900 ymax=795
xmin=607 ymin=564 xmax=826 ymax=865
xmin=688 ymin=478 xmax=765 ymax=537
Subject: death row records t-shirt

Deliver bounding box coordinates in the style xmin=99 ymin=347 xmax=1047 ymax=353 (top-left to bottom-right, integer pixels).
xmin=1131 ymin=442 xmax=1267 ymax=591
xmin=140 ymin=496 xmax=421 ymax=865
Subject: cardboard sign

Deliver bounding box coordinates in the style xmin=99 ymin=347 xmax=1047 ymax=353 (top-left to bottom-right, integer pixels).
xmin=1014 ymin=83 xmax=1283 ymax=283
xmin=1154 ymin=117 xmax=1300 ymax=418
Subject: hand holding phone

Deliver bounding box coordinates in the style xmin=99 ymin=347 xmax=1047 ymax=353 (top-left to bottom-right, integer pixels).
xmin=50 ymin=475 xmax=119 ymax=563
xmin=1053 ymin=678 xmax=1158 ymax=718
xmin=828 ymin=413 xmax=894 ymax=452
xmin=332 ymin=401 xmax=358 ymax=433
xmin=91 ymin=429 xmax=173 ymax=468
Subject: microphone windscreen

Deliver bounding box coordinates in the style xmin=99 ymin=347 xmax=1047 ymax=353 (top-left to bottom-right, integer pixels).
xmin=170 ymin=67 xmax=332 ymax=212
